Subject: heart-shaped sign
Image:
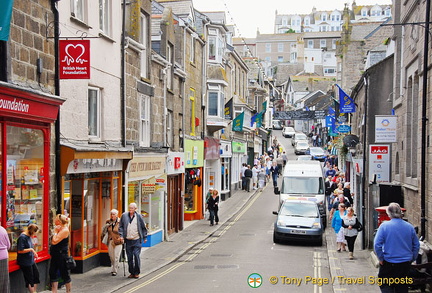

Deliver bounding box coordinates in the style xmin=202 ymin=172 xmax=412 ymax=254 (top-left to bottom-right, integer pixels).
xmin=63 ymin=44 xmax=87 ymax=65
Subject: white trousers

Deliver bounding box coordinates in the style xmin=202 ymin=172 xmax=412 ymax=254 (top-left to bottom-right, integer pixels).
xmin=108 ymin=240 xmax=123 ymax=274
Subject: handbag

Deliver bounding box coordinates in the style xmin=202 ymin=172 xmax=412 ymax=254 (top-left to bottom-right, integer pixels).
xmin=102 ymin=233 xmax=109 ymax=245
xmin=65 ymin=255 xmax=76 ymax=270
xmin=356 ymin=219 xmax=363 ymax=232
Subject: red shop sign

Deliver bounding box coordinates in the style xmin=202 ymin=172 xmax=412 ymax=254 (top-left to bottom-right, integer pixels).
xmin=59 ymin=40 xmax=90 ymax=79
xmin=370 ymin=146 xmax=389 ymax=154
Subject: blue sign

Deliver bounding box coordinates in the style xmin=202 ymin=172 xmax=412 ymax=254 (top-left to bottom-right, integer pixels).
xmin=337 ymin=125 xmax=351 ymax=133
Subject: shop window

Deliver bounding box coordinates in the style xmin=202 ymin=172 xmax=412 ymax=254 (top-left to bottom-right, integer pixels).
xmin=185 ymin=169 xmax=201 ymax=212
xmin=221 ymin=158 xmax=230 ymax=191
xmin=5 ymin=126 xmax=45 ymax=261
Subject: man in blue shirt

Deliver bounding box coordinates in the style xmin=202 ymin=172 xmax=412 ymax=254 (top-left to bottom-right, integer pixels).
xmin=325 ymin=166 xmax=336 ymax=178
xmin=374 ymin=203 xmax=420 ymax=293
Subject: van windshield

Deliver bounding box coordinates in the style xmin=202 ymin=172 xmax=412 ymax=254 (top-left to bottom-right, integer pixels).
xmin=281 ymin=177 xmax=324 ymax=194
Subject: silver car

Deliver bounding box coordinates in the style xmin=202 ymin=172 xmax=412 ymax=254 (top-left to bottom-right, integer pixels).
xmin=294 ymin=141 xmax=309 ymax=155
xmin=273 ymin=200 xmax=323 ymax=245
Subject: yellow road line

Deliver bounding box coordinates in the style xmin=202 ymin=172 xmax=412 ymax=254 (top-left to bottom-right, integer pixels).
xmin=122 ymin=190 xmax=263 ymax=292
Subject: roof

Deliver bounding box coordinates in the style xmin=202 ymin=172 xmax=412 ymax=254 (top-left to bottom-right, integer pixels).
xmin=156 ymin=0 xmax=193 ymax=17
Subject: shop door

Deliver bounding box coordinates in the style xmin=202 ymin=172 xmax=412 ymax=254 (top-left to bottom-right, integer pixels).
xmin=167 ymin=176 xmax=176 ymax=235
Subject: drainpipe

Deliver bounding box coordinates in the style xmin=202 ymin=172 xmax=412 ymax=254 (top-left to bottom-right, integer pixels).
xmin=420 ymin=0 xmax=430 ymax=239
xmin=361 ymin=75 xmax=368 ymax=250
xmin=121 ymin=0 xmax=126 ymax=148
xmin=51 ymin=0 xmax=61 ymax=214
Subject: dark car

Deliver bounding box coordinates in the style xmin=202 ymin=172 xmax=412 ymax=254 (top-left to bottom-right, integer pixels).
xmin=309 ymin=147 xmax=326 ymax=161
xmin=273 ymin=200 xmax=323 ymax=245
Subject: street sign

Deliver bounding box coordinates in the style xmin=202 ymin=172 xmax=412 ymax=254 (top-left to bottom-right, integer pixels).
xmin=337 ymin=125 xmax=351 ymax=133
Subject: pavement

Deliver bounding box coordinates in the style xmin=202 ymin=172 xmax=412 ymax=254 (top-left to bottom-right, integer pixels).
xmin=41 ymin=184 xmax=382 ymax=293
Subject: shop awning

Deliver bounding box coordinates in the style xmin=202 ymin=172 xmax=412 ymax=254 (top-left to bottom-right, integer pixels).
xmin=60 ymin=143 xmax=133 ymax=175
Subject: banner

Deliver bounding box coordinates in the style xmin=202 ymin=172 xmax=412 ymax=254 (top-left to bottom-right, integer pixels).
xmin=0 ymin=0 xmax=14 ymax=41
xmin=328 ymin=106 xmax=335 ymax=116
xmin=337 ymin=84 xmax=356 ymax=113
xmin=232 ymin=112 xmax=244 ymax=132
xmin=256 ymin=110 xmax=265 ymax=128
xmin=250 ymin=112 xmax=257 ymax=127
xmin=224 ymin=98 xmax=233 ymax=120
xmin=59 ymin=40 xmax=91 ymax=79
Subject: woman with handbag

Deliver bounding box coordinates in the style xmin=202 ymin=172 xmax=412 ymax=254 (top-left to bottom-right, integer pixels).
xmin=341 ymin=207 xmax=361 ymax=260
xmin=102 ymin=209 xmax=123 ymax=276
xmin=49 ymin=214 xmax=72 ymax=293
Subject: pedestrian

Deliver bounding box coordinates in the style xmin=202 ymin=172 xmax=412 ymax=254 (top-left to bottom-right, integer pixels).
xmin=257 ymin=168 xmax=267 ymax=190
xmin=244 ymin=165 xmax=253 ymax=192
xmin=49 ymin=214 xmax=72 ymax=293
xmin=17 ymin=224 xmax=40 ymax=292
xmin=205 ymin=188 xmax=214 ymax=220
xmin=341 ymin=207 xmax=360 ymax=259
xmin=374 ymin=202 xmax=420 ymax=293
xmin=240 ymin=163 xmax=247 ymax=190
xmin=332 ymin=203 xmax=347 ymax=252
xmin=0 ymin=224 xmax=11 ymax=293
xmin=325 ymin=165 xmax=336 ymax=178
xmin=119 ymin=203 xmax=148 ymax=279
xmin=312 ymin=134 xmax=317 ymax=146
xmin=343 ymin=182 xmax=353 ymax=205
xmin=281 ymin=151 xmax=288 ymax=167
xmin=252 ymin=164 xmax=260 ymax=190
xmin=329 ymin=194 xmax=351 ymax=220
xmin=270 ymin=161 xmax=279 ymax=187
xmin=102 ymin=209 xmax=123 ymax=276
xmin=276 ymin=155 xmax=283 ymax=175
xmin=207 ymin=189 xmax=220 ymax=226
xmin=265 ymin=157 xmax=272 ymax=181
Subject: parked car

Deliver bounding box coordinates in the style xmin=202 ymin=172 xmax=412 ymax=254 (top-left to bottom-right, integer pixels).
xmin=309 ymin=147 xmax=327 ymax=162
xmin=294 ymin=141 xmax=309 ymax=155
xmin=291 ymin=132 xmax=308 ymax=146
xmin=273 ymin=200 xmax=323 ymax=245
xmin=282 ymin=126 xmax=295 ymax=138
xmin=272 ymin=120 xmax=283 ymax=130
xmin=297 ymin=155 xmax=312 ymax=161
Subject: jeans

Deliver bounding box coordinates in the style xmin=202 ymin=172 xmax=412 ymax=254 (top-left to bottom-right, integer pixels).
xmin=245 ymin=177 xmax=251 ymax=192
xmin=272 ymin=174 xmax=278 ymax=187
xmin=241 ymin=176 xmax=246 ymax=190
xmin=125 ymin=239 xmax=142 ymax=275
xmin=209 ymin=209 xmax=219 ymax=225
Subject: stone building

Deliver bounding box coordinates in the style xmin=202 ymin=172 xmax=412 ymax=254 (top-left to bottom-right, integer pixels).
xmin=0 ymin=0 xmax=65 ymax=290
xmin=391 ymin=0 xmax=432 ymax=239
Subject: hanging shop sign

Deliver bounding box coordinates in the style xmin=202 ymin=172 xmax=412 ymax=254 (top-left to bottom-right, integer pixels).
xmin=184 ymin=139 xmax=204 ymax=168
xmin=59 ymin=40 xmax=91 ymax=79
xmin=232 ymin=141 xmax=246 ymax=153
xmin=375 ymin=115 xmax=397 ymax=143
xmin=369 ymin=145 xmax=390 ymax=183
xmin=204 ymin=137 xmax=220 ymax=160
xmin=167 ymin=152 xmax=185 ymax=174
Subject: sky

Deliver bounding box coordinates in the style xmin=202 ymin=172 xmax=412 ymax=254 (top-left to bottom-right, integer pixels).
xmin=192 ymin=0 xmax=392 ymax=38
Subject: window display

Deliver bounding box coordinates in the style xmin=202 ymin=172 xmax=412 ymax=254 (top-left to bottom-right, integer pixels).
xmin=184 ymin=168 xmax=201 ymax=212
xmin=5 ymin=126 xmax=45 ymax=261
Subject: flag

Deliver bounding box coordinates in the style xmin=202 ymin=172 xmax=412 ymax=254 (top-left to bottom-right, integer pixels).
xmin=262 ymin=101 xmax=267 ymax=112
xmin=328 ymin=106 xmax=335 ymax=116
xmin=224 ymin=98 xmax=233 ymax=120
xmin=250 ymin=112 xmax=258 ymax=127
xmin=0 ymin=0 xmax=14 ymax=41
xmin=256 ymin=110 xmax=265 ymax=128
xmin=325 ymin=115 xmax=335 ymax=128
xmin=232 ymin=112 xmax=244 ymax=132
xmin=337 ymin=84 xmax=356 ymax=113
xmin=305 ymin=106 xmax=310 ymax=111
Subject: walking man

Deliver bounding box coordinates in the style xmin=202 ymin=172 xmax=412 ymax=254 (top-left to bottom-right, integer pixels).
xmin=240 ymin=163 xmax=247 ymax=190
xmin=244 ymin=165 xmax=253 ymax=192
xmin=374 ymin=203 xmax=419 ymax=293
xmin=119 ymin=203 xmax=147 ymax=279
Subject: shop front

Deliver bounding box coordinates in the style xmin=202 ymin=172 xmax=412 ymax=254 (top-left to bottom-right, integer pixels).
xmin=231 ymin=141 xmax=247 ymax=190
xmin=60 ymin=146 xmax=132 ymax=273
xmin=220 ymin=141 xmax=232 ymax=200
xmin=0 ymin=83 xmax=64 ymax=288
xmin=126 ymin=155 xmax=166 ymax=247
xmin=184 ymin=139 xmax=204 ymax=221
xmin=166 ymin=152 xmax=185 ymax=235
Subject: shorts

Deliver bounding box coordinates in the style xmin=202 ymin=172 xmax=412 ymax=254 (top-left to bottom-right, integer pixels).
xmin=20 ymin=263 xmax=40 ymax=288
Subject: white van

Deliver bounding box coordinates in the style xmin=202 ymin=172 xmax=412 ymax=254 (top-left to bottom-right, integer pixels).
xmin=279 ymin=161 xmax=327 ymax=227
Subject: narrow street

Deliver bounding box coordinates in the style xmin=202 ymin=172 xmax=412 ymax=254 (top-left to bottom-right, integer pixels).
xmin=113 ymin=131 xmax=332 ymax=293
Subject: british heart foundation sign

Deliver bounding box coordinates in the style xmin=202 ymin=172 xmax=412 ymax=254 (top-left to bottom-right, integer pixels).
xmin=59 ymin=40 xmax=90 ymax=79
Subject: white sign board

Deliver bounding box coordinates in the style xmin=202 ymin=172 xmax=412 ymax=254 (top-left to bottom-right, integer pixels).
xmin=375 ymin=116 xmax=397 ymax=143
xmin=369 ymin=145 xmax=390 ymax=183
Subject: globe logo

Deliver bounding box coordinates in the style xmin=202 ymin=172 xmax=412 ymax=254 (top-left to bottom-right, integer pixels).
xmin=381 ymin=119 xmax=390 ymax=127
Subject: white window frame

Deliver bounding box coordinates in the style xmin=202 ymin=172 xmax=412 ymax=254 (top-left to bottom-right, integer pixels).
xmin=320 ymin=40 xmax=327 ymax=48
xmin=167 ymin=110 xmax=173 ymax=147
xmin=71 ymin=0 xmax=86 ymax=22
xmin=265 ymin=43 xmax=271 ymax=53
xmin=278 ymin=56 xmax=283 ymax=63
xmin=321 ymin=13 xmax=327 ymax=21
xmin=139 ymin=12 xmax=148 ymax=79
xmin=99 ymin=0 xmax=111 ymax=36
xmin=208 ymin=29 xmax=224 ymax=63
xmin=207 ymin=85 xmax=225 ymax=118
xmin=88 ymin=87 xmax=101 ymax=139
xmin=308 ymin=40 xmax=314 ymax=48
xmin=304 ymin=17 xmax=310 ymax=26
xmin=190 ymin=35 xmax=196 ymax=63
xmin=139 ymin=94 xmax=151 ymax=147
xmin=278 ymin=43 xmax=284 ymax=52
xmin=290 ymin=52 xmax=297 ymax=63
xmin=166 ymin=43 xmax=173 ymax=90
xmin=332 ymin=39 xmax=337 ymax=49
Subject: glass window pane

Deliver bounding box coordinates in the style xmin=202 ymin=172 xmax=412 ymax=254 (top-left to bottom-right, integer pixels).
xmin=6 ymin=126 xmax=45 ymax=260
xmin=88 ymin=89 xmax=99 ymax=137
xmin=208 ymin=92 xmax=218 ymax=116
xmin=84 ymin=179 xmax=99 ymax=256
